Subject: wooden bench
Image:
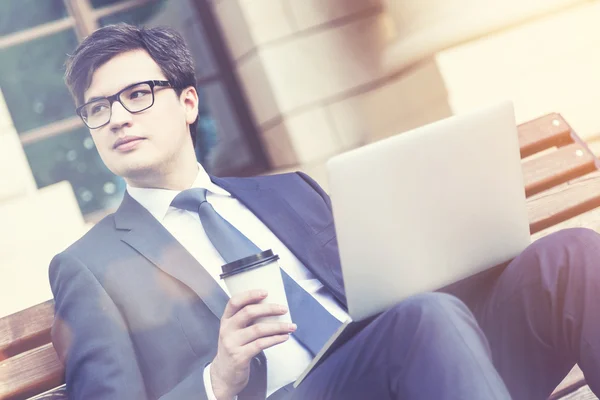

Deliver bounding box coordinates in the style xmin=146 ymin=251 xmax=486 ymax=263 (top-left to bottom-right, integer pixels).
xmin=0 ymin=300 xmax=63 ymax=399
xmin=1 ymin=113 xmax=599 ymax=399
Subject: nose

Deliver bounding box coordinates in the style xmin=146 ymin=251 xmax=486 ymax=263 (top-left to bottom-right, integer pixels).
xmin=109 ymin=100 xmax=133 ymax=132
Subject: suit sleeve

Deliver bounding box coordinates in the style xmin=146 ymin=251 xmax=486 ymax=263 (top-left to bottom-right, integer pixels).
xmin=50 ymin=253 xmax=254 ymax=400
xmin=50 ymin=252 xmax=150 ymax=399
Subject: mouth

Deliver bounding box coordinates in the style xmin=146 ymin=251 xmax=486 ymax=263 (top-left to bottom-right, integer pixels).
xmin=113 ymin=136 xmax=146 ymax=151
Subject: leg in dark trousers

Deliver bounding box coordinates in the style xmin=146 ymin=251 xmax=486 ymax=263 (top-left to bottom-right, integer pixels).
xmin=288 ymin=292 xmax=511 ymax=400
xmin=451 ymin=228 xmax=600 ymax=400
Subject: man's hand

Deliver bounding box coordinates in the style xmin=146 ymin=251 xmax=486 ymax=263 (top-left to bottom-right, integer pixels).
xmin=210 ymin=290 xmax=297 ymax=400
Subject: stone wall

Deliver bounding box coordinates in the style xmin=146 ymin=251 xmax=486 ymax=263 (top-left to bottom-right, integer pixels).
xmin=211 ymin=0 xmax=452 ymax=184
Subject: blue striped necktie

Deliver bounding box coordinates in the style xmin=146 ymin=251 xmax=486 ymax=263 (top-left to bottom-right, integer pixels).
xmin=171 ymin=188 xmax=342 ymax=356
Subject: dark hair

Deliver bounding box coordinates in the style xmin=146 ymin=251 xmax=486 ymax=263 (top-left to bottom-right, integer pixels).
xmin=65 ymin=23 xmax=198 ymax=145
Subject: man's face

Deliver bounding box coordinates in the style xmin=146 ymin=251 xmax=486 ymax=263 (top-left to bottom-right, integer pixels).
xmin=83 ymin=49 xmax=197 ymax=184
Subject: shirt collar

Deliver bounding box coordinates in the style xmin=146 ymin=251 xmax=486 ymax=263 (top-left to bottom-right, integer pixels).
xmin=126 ymin=164 xmax=230 ymax=222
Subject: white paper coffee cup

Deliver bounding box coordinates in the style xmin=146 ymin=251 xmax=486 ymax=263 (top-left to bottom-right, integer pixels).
xmin=220 ymin=250 xmax=292 ymax=324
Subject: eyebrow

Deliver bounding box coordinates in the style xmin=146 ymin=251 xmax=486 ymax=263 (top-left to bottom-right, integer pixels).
xmin=84 ymin=81 xmax=141 ymax=104
xmin=86 ymin=95 xmax=107 ymax=103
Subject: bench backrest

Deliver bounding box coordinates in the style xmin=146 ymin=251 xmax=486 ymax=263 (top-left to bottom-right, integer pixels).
xmin=1 ymin=113 xmax=598 ymax=399
xmin=519 ymin=113 xmax=600 ymax=234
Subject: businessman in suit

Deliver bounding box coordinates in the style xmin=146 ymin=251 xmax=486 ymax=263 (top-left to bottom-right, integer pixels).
xmin=50 ymin=23 xmax=600 ymax=400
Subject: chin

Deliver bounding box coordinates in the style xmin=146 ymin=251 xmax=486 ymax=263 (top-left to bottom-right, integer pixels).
xmin=110 ymin=160 xmax=161 ymax=181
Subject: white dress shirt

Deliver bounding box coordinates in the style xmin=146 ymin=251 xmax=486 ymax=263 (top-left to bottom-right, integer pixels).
xmin=127 ymin=165 xmax=349 ymax=398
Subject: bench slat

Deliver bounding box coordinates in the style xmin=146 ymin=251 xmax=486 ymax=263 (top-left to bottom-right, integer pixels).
xmin=518 ymin=113 xmax=573 ymax=158
xmin=0 ymin=300 xmax=54 ymax=361
xmin=0 ymin=343 xmax=64 ymax=400
xmin=522 ymin=143 xmax=596 ymax=197
xmin=527 ymin=171 xmax=600 ymax=234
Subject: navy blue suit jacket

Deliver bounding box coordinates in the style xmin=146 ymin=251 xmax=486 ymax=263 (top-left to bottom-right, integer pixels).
xmin=49 ymin=172 xmax=346 ymax=399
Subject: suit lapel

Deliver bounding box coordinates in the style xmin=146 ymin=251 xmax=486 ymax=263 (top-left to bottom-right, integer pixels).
xmin=213 ymin=176 xmax=346 ymax=304
xmin=114 ymin=193 xmax=229 ymax=319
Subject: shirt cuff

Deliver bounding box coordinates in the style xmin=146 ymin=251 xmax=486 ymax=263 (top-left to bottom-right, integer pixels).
xmin=204 ymin=363 xmax=238 ymax=400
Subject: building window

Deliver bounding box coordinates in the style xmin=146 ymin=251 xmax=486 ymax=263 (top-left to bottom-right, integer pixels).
xmin=1 ymin=30 xmax=79 ymax=132
xmin=0 ymin=0 xmax=267 ymax=221
xmin=0 ymin=0 xmax=70 ymax=36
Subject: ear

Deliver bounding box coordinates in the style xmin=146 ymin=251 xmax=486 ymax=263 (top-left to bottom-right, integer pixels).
xmin=180 ymin=86 xmax=199 ymax=125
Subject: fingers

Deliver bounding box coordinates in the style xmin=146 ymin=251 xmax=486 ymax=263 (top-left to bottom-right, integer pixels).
xmin=236 ymin=322 xmax=297 ymax=346
xmin=223 ymin=333 xmax=292 ymax=366
xmin=223 ymin=290 xmax=268 ymax=319
xmin=249 ymin=334 xmax=291 ymax=353
xmin=229 ymin=302 xmax=289 ymax=329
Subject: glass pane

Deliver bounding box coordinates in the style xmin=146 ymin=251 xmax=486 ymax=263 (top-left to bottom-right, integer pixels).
xmin=171 ymin=5 xmax=218 ymax=80
xmin=0 ymin=29 xmax=78 ymax=133
xmin=194 ymin=87 xmax=219 ymax=168
xmin=196 ymin=82 xmax=255 ymax=176
xmin=99 ymin=0 xmax=168 ymax=26
xmin=0 ymin=0 xmax=68 ymax=36
xmin=24 ymin=127 xmax=125 ymax=215
xmin=137 ymin=0 xmax=219 ymax=79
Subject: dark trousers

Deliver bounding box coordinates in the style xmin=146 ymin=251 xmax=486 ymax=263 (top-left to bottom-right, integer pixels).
xmin=275 ymin=228 xmax=600 ymax=400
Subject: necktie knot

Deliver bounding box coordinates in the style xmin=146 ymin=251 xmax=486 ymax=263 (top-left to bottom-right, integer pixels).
xmin=171 ymin=188 xmax=208 ymax=213
xmin=171 ymin=187 xmax=259 ymax=262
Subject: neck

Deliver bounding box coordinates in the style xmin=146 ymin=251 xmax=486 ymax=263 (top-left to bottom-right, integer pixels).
xmin=125 ymin=152 xmax=200 ymax=191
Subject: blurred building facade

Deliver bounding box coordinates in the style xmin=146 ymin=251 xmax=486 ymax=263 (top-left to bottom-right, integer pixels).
xmin=1 ymin=0 xmax=596 ymax=316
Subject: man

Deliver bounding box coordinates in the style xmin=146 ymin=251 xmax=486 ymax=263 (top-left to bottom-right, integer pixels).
xmin=50 ymin=23 xmax=600 ymax=400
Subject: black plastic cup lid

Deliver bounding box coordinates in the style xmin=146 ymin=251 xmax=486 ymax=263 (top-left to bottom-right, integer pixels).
xmin=220 ymin=249 xmax=280 ymax=279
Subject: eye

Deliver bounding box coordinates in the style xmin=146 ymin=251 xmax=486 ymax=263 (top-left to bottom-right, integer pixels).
xmin=129 ymin=90 xmax=151 ymax=100
xmin=90 ymin=103 xmax=108 ymax=115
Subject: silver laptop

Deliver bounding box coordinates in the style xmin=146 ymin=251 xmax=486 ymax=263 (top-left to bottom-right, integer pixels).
xmin=327 ymin=100 xmax=531 ymax=322
xmin=294 ymin=101 xmax=531 ymax=387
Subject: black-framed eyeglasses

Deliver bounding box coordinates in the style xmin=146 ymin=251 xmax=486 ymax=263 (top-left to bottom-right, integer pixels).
xmin=76 ymin=80 xmax=175 ymax=129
